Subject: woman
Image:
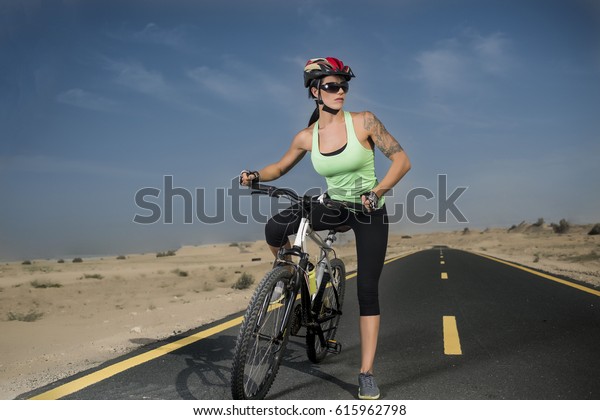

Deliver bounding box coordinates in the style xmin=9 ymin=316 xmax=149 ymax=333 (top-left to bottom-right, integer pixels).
xmin=240 ymin=57 xmax=411 ymax=400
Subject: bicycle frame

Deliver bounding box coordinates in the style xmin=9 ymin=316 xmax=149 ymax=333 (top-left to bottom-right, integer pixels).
xmin=269 ymin=216 xmax=340 ymax=349
xmin=294 ymin=215 xmax=338 ymax=297
xmin=250 ymin=183 xmax=345 ymax=349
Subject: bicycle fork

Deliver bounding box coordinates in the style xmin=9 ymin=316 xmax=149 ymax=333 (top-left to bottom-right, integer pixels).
xmin=253 ymin=269 xmax=301 ymax=353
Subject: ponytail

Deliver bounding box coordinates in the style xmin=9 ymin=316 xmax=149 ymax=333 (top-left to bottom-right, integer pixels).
xmin=307 ymin=79 xmax=321 ymax=127
xmin=307 ymin=104 xmax=319 ymax=127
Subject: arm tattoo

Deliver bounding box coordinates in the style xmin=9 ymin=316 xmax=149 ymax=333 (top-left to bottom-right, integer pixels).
xmin=363 ymin=112 xmax=404 ymax=159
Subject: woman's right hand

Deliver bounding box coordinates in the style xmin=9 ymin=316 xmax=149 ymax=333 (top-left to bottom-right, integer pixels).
xmin=239 ymin=170 xmax=260 ymax=186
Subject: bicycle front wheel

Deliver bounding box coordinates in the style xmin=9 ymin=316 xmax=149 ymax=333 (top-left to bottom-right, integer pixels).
xmin=231 ymin=266 xmax=295 ymax=399
xmin=306 ymin=258 xmax=346 ymax=363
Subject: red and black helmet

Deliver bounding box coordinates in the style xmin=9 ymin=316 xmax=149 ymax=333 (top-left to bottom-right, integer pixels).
xmin=303 ymin=57 xmax=355 ymax=88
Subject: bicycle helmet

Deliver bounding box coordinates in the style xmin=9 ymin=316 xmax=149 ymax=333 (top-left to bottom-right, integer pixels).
xmin=303 ymin=57 xmax=355 ymax=88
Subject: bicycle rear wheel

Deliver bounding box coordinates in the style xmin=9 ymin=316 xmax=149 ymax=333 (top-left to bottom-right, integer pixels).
xmin=306 ymin=258 xmax=346 ymax=363
xmin=231 ymin=266 xmax=295 ymax=399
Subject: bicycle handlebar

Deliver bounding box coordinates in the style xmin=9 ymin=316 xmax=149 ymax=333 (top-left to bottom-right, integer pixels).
xmin=248 ymin=182 xmax=364 ymax=211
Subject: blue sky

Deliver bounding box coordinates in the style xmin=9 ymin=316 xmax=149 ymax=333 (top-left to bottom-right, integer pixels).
xmin=1 ymin=0 xmax=599 ymax=261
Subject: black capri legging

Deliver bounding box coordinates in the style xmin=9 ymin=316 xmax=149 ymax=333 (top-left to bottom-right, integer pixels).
xmin=265 ymin=203 xmax=389 ymax=316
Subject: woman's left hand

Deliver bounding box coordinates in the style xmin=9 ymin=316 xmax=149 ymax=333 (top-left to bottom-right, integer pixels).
xmin=361 ymin=191 xmax=379 ymax=212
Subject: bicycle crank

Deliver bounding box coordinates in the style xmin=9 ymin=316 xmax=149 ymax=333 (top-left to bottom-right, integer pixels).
xmin=290 ymin=304 xmax=302 ymax=336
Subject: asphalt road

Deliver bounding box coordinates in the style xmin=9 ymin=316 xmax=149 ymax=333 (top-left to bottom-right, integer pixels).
xmin=21 ymin=248 xmax=600 ymax=400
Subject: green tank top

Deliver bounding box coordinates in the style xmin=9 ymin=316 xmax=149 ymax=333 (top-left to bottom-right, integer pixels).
xmin=311 ymin=111 xmax=384 ymax=207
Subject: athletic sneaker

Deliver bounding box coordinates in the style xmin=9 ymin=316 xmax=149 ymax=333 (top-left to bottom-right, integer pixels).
xmin=358 ymin=372 xmax=380 ymax=400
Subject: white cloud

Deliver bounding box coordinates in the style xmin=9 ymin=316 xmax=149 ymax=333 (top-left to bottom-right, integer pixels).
xmin=415 ymin=30 xmax=513 ymax=93
xmin=187 ymin=58 xmax=294 ymax=106
xmin=283 ymin=55 xmax=309 ymax=68
xmin=102 ymin=58 xmax=213 ymax=115
xmin=471 ymin=32 xmax=513 ymax=75
xmin=415 ymin=48 xmax=466 ymax=91
xmin=106 ymin=22 xmax=200 ymax=54
xmin=56 ymin=88 xmax=118 ymax=112
xmin=187 ymin=66 xmax=254 ymax=102
xmin=132 ymin=22 xmax=197 ymax=53
xmin=109 ymin=60 xmax=168 ymax=96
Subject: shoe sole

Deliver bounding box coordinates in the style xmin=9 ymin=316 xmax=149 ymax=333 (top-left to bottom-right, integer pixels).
xmin=358 ymin=390 xmax=380 ymax=400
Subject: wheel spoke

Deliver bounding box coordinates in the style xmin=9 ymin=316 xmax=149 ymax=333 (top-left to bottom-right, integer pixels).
xmin=242 ymin=286 xmax=289 ymax=397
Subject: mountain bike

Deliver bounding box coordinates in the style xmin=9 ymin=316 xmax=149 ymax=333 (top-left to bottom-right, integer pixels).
xmin=230 ymin=183 xmax=352 ymax=400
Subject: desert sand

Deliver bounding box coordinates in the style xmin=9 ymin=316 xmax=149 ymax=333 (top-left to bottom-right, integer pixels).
xmin=1 ymin=223 xmax=598 ymax=399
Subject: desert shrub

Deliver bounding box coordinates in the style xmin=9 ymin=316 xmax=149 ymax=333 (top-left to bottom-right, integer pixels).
xmin=216 ymin=274 xmax=227 ymax=283
xmin=24 ymin=264 xmax=55 ymax=273
xmin=30 ymin=280 xmax=62 ymax=289
xmin=462 ymin=228 xmax=470 ymax=235
xmin=72 ymin=258 xmax=83 ymax=263
xmin=532 ymin=218 xmax=545 ymax=227
xmin=172 ymin=269 xmax=188 ymax=277
xmin=83 ymin=273 xmax=103 ymax=279
xmin=563 ymin=251 xmax=598 ymax=263
xmin=22 ymin=260 xmax=32 ymax=265
xmin=508 ymin=221 xmax=527 ymax=232
xmin=588 ymin=224 xmax=600 ymax=236
xmin=156 ymin=250 xmax=176 ymax=258
xmin=229 ymin=242 xmax=239 ymax=247
xmin=57 ymin=259 xmax=65 ymax=264
xmin=401 ymin=235 xmax=412 ymax=239
xmin=116 ymin=255 xmax=126 ymax=260
xmin=551 ymin=219 xmax=570 ymax=234
xmin=203 ymin=281 xmax=215 ymax=292
xmin=232 ymin=272 xmax=254 ymax=290
xmin=7 ymin=310 xmax=44 ymax=322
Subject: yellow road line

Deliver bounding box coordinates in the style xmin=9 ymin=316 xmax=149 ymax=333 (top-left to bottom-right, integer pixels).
xmin=385 ymin=249 xmax=420 ymax=264
xmin=441 ymin=272 xmax=448 ymax=280
xmin=440 ymin=261 xmax=445 ymax=265
xmin=29 ymin=249 xmax=418 ymax=400
xmin=443 ymin=316 xmax=462 ymax=355
xmin=474 ymin=252 xmax=600 ymax=298
xmin=29 ymin=316 xmax=244 ymax=400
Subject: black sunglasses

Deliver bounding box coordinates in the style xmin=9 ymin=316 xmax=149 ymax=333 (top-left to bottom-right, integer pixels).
xmin=320 ymin=81 xmax=349 ymax=94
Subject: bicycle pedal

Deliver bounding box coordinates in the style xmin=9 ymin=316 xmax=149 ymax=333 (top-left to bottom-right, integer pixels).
xmin=326 ymin=339 xmax=342 ymax=354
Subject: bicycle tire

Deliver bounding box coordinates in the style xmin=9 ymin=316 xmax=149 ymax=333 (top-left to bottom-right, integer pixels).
xmin=231 ymin=266 xmax=295 ymax=399
xmin=306 ymin=258 xmax=346 ymax=363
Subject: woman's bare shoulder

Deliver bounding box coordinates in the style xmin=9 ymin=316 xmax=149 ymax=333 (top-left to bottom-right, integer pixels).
xmin=350 ymin=110 xmax=377 ymax=138
xmin=292 ymin=126 xmax=313 ymax=151
xmin=350 ymin=110 xmax=376 ymax=123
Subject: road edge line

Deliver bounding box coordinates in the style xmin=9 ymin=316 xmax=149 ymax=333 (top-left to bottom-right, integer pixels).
xmin=471 ymin=251 xmax=600 ymax=298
